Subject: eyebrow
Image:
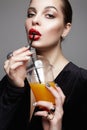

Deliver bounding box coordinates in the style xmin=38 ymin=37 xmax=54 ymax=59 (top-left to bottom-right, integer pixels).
xmin=45 ymin=6 xmax=58 ymax=12
xmin=28 ymin=7 xmax=36 ymax=11
xmin=28 ymin=6 xmax=58 ymax=12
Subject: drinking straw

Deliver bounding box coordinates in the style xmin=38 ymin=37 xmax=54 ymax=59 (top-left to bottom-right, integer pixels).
xmin=29 ymin=34 xmax=41 ymax=83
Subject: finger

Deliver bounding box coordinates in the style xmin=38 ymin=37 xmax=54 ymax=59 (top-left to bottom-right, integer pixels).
xmin=13 ymin=46 xmax=29 ymax=56
xmin=46 ymin=83 xmax=65 ymax=103
xmin=45 ymin=84 xmax=65 ymax=110
xmin=11 ymin=49 xmax=33 ymax=63
xmin=7 ymin=51 xmax=13 ymax=59
xmin=11 ymin=55 xmax=31 ymax=62
xmin=4 ymin=60 xmax=9 ymax=68
xmin=33 ymin=101 xmax=54 ymax=110
xmin=4 ymin=60 xmax=10 ymax=74
xmin=34 ymin=111 xmax=47 ymax=118
xmin=46 ymin=83 xmax=60 ymax=99
xmin=9 ymin=50 xmax=32 ymax=63
xmin=55 ymin=86 xmax=66 ymax=104
xmin=9 ymin=62 xmax=24 ymax=70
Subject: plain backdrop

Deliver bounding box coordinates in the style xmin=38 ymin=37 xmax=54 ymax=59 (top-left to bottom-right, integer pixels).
xmin=0 ymin=0 xmax=87 ymax=80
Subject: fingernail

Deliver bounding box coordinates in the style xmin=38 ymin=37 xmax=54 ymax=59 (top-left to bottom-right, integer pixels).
xmin=33 ymin=102 xmax=37 ymax=106
xmin=55 ymin=83 xmax=59 ymax=87
xmin=46 ymin=83 xmax=51 ymax=87
xmin=25 ymin=45 xmax=29 ymax=48
xmin=25 ymin=56 xmax=30 ymax=60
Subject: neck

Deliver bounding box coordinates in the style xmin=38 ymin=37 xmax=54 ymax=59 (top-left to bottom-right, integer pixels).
xmin=36 ymin=43 xmax=69 ymax=78
xmin=36 ymin=43 xmax=67 ymax=64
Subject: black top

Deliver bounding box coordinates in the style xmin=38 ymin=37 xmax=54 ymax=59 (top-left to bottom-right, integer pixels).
xmin=0 ymin=62 xmax=87 ymax=130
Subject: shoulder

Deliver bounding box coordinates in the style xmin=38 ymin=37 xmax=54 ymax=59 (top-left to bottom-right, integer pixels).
xmin=56 ymin=62 xmax=87 ymax=83
xmin=63 ymin=62 xmax=87 ymax=102
xmin=68 ymin=62 xmax=87 ymax=82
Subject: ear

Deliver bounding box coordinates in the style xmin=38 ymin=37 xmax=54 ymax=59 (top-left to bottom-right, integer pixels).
xmin=62 ymin=23 xmax=71 ymax=38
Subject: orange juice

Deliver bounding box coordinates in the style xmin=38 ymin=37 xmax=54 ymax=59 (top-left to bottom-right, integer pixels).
xmin=29 ymin=82 xmax=55 ymax=104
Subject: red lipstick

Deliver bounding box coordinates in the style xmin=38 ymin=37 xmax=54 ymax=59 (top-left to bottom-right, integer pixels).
xmin=29 ymin=28 xmax=41 ymax=40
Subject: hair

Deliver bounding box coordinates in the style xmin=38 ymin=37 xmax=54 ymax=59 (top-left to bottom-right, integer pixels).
xmin=61 ymin=0 xmax=73 ymax=24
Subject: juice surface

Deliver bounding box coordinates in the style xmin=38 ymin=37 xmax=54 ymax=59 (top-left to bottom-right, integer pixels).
xmin=30 ymin=82 xmax=55 ymax=104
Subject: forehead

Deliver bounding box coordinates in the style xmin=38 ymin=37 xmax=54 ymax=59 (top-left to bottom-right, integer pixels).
xmin=29 ymin=0 xmax=63 ymax=10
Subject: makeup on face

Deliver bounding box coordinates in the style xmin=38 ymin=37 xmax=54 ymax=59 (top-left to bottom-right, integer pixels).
xmin=25 ymin=0 xmax=65 ymax=49
xmin=29 ymin=28 xmax=42 ymax=41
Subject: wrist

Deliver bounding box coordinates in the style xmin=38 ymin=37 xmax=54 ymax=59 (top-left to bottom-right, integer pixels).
xmin=49 ymin=119 xmax=62 ymax=130
xmin=49 ymin=124 xmax=62 ymax=130
xmin=6 ymin=75 xmax=25 ymax=88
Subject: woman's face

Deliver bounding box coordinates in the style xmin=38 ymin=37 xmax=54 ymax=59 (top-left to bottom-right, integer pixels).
xmin=25 ymin=0 xmax=68 ymax=50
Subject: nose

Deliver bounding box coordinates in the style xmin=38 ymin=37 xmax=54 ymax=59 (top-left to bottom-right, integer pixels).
xmin=32 ymin=14 xmax=41 ymax=26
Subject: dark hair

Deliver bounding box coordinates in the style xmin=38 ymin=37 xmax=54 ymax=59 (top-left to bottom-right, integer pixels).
xmin=61 ymin=0 xmax=73 ymax=24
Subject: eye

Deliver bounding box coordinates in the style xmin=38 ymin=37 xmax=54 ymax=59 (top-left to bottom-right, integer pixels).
xmin=27 ymin=12 xmax=35 ymax=18
xmin=45 ymin=14 xmax=55 ymax=19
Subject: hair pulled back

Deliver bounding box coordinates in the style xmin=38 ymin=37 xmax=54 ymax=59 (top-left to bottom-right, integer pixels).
xmin=61 ymin=0 xmax=73 ymax=24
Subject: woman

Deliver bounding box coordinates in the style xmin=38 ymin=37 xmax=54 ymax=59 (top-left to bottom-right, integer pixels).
xmin=0 ymin=0 xmax=87 ymax=130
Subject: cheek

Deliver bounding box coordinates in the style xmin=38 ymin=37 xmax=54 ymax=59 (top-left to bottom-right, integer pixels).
xmin=44 ymin=23 xmax=63 ymax=40
xmin=25 ymin=19 xmax=31 ymax=32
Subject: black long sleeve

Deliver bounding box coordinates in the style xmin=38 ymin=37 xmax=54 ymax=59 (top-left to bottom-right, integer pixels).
xmin=0 ymin=76 xmax=30 ymax=130
xmin=28 ymin=62 xmax=87 ymax=130
xmin=0 ymin=62 xmax=87 ymax=130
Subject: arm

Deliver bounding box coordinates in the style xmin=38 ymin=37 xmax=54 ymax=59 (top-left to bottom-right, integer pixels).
xmin=0 ymin=75 xmax=26 ymax=130
xmin=0 ymin=46 xmax=32 ymax=130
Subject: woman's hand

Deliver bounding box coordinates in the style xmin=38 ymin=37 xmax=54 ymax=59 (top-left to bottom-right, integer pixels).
xmin=4 ymin=46 xmax=32 ymax=87
xmin=33 ymin=84 xmax=65 ymax=130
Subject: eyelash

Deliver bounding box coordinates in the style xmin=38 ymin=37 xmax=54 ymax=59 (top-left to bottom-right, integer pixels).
xmin=45 ymin=14 xmax=55 ymax=19
xmin=27 ymin=12 xmax=35 ymax=18
xmin=27 ymin=12 xmax=55 ymax=19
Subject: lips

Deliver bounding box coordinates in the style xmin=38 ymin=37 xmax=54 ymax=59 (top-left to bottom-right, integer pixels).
xmin=29 ymin=28 xmax=41 ymax=40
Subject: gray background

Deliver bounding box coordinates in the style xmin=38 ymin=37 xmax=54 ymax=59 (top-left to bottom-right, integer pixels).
xmin=0 ymin=0 xmax=87 ymax=80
